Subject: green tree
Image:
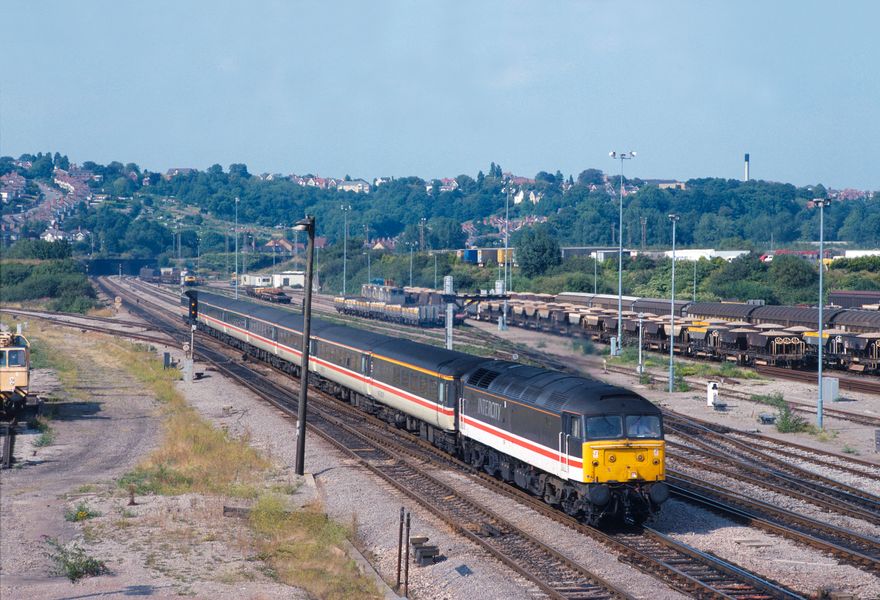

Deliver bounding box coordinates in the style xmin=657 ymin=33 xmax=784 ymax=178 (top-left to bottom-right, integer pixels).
xmin=516 ymin=224 xmax=561 ymax=277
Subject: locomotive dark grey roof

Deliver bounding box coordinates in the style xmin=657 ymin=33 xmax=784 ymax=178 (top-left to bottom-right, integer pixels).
xmin=465 ymin=360 xmax=659 ymax=418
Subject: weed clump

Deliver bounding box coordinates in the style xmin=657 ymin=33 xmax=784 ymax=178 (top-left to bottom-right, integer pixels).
xmin=64 ymin=501 xmax=101 ymax=522
xmin=751 ymin=392 xmax=814 ymax=433
xmin=31 ymin=417 xmax=55 ymax=447
xmin=44 ymin=537 xmax=107 ymax=582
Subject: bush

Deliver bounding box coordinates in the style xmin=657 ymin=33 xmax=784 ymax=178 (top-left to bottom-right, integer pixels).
xmin=0 ymin=259 xmax=96 ymax=312
xmin=44 ymin=537 xmax=107 ymax=582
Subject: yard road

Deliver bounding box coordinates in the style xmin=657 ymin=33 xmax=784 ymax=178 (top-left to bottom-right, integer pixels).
xmin=0 ymin=331 xmax=161 ymax=598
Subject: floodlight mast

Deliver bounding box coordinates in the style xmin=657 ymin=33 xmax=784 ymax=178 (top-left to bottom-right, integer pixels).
xmin=609 ymin=151 xmax=636 ymax=355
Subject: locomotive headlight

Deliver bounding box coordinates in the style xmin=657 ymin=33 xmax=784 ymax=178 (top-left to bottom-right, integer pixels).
xmin=652 ymin=459 xmax=660 ymax=465
xmin=608 ymin=455 xmax=616 ymax=463
xmin=636 ymin=454 xmax=644 ymax=462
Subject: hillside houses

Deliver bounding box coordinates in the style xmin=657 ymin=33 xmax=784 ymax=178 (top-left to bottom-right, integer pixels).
xmin=0 ymin=173 xmax=27 ymax=202
xmin=53 ymin=167 xmax=92 ymax=202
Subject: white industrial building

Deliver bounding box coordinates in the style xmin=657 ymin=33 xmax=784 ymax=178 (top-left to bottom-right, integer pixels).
xmin=842 ymin=250 xmax=880 ymax=259
xmin=662 ymin=249 xmax=748 ymax=262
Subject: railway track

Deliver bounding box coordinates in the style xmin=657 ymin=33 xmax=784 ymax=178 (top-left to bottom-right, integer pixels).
xmin=756 ymin=365 xmax=880 ymax=397
xmin=668 ymin=474 xmax=879 ymax=572
xmin=1 ymin=308 xmax=172 ymax=347
xmin=666 ymin=418 xmax=880 ymax=524
xmin=602 ymin=363 xmax=880 ymax=429
xmin=100 ymin=277 xmax=815 ymax=599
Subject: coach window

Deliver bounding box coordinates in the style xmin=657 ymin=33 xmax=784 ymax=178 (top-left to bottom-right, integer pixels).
xmin=0 ymin=351 xmax=6 ymax=367
xmin=438 ymin=382 xmax=447 ymax=406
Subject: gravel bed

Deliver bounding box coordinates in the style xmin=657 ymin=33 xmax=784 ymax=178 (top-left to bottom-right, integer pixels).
xmin=427 ymin=469 xmax=689 ymax=600
xmin=726 ymin=433 xmax=880 ymax=496
xmin=654 ymin=498 xmax=880 ymax=598
xmin=669 ymin=458 xmax=880 ymax=539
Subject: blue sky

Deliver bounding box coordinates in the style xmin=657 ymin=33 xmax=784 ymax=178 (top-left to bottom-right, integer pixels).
xmin=2 ymin=1 xmax=878 ymax=188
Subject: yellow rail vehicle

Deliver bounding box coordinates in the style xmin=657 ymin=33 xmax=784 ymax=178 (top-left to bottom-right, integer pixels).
xmin=0 ymin=332 xmax=31 ymax=417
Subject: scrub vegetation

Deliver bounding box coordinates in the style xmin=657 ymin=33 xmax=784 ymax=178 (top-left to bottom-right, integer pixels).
xmin=249 ymin=494 xmax=380 ymax=600
xmin=111 ymin=341 xmax=380 ymax=598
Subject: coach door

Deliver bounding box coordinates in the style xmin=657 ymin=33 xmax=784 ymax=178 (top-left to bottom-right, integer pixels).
xmin=559 ymin=412 xmax=582 ymax=479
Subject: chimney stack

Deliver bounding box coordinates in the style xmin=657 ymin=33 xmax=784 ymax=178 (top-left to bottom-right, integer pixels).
xmin=744 ymin=153 xmax=750 ymax=182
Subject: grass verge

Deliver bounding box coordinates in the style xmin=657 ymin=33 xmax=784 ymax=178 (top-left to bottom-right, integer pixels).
xmin=113 ymin=341 xmax=380 ymax=597
xmin=250 ymin=494 xmax=380 ymax=600
xmin=113 ymin=342 xmax=267 ymax=497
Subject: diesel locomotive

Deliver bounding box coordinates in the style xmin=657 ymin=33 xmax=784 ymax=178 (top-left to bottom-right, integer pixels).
xmin=183 ymin=291 xmax=668 ymax=526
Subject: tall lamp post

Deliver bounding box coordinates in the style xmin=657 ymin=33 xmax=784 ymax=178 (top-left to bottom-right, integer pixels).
xmin=363 ymin=250 xmax=371 ymax=284
xmin=501 ymin=179 xmax=512 ymax=330
xmin=340 ymin=204 xmax=351 ymax=296
xmin=815 ymin=198 xmax=830 ymax=429
xmin=609 ymin=151 xmax=636 ymax=355
xmin=668 ymin=213 xmax=680 ymax=393
xmin=432 ymin=252 xmax=438 ymax=289
xmin=408 ymin=242 xmax=414 ymax=287
xmin=234 ymin=197 xmax=240 ymax=299
xmin=293 ymin=215 xmax=316 ymax=476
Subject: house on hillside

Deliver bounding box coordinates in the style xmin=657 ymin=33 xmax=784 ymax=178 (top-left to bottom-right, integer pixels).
xmin=40 ymin=227 xmax=69 ymax=242
xmin=338 ymin=179 xmax=371 ymax=193
xmin=0 ymin=172 xmax=27 ymax=203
